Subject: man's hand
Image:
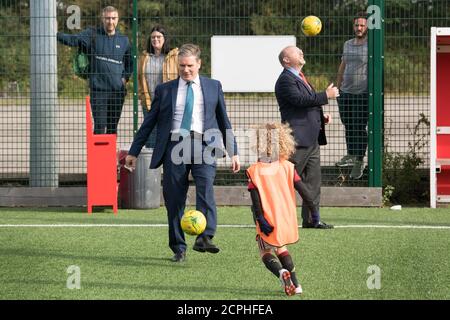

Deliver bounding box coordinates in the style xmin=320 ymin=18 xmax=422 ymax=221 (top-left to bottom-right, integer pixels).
xmin=326 ymin=83 xmax=339 ymax=99
xmin=231 ymin=155 xmax=240 ymax=173
xmin=125 ymin=155 xmax=137 ymax=172
xmin=324 ymin=113 xmax=332 ymax=125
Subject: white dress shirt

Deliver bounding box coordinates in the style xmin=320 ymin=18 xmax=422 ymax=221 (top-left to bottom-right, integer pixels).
xmin=172 ymin=76 xmax=204 ymax=134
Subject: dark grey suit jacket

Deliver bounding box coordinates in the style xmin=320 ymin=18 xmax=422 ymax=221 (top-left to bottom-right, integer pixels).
xmin=275 ymin=69 xmax=328 ymax=147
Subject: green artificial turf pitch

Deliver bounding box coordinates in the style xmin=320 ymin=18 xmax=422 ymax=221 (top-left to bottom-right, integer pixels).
xmin=0 ymin=207 xmax=449 ymax=300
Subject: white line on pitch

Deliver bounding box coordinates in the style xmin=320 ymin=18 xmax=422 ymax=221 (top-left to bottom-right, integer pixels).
xmin=0 ymin=224 xmax=449 ymax=229
xmin=0 ymin=224 xmax=169 ymax=228
xmin=334 ymin=224 xmax=450 ymax=229
xmin=0 ymin=224 xmax=252 ymax=228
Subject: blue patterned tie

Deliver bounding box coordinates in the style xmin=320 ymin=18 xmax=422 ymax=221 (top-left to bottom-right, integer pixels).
xmin=180 ymin=81 xmax=194 ymax=133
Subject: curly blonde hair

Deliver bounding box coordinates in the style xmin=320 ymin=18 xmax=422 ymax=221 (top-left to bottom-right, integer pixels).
xmin=251 ymin=122 xmax=296 ymax=161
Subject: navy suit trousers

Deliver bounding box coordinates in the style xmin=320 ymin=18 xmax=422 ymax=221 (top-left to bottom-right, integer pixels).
xmin=162 ymin=137 xmax=217 ymax=254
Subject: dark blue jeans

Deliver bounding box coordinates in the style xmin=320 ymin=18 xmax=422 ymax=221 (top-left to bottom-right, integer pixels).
xmin=337 ymin=91 xmax=368 ymax=159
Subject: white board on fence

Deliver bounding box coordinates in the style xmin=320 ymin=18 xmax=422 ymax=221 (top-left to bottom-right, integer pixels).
xmin=211 ymin=35 xmax=296 ymax=92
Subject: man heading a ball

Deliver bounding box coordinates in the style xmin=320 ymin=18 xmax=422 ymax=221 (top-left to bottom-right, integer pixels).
xmin=275 ymin=46 xmax=339 ymax=229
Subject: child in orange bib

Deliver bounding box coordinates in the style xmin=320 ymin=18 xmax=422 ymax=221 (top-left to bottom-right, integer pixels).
xmin=246 ymin=123 xmax=303 ymax=296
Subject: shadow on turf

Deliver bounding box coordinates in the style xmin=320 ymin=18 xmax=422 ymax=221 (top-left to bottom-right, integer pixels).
xmin=0 ymin=248 xmax=294 ymax=298
xmin=0 ymin=248 xmax=188 ymax=269
xmin=0 ymin=278 xmax=284 ymax=299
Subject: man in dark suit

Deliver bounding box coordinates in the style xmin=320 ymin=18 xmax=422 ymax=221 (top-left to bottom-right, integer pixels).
xmin=125 ymin=44 xmax=240 ymax=262
xmin=275 ymin=46 xmax=339 ymax=229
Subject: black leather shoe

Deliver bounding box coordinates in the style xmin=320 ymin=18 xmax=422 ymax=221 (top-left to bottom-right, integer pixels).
xmin=171 ymin=251 xmax=186 ymax=262
xmin=193 ymin=237 xmax=206 ymax=253
xmin=302 ymin=222 xmax=315 ymax=228
xmin=303 ymin=221 xmax=334 ymax=229
xmin=203 ymin=237 xmax=220 ymax=254
xmin=315 ymin=221 xmax=334 ymax=229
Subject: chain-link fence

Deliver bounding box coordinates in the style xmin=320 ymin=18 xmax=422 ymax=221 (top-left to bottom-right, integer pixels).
xmin=1 ymin=1 xmax=449 ymax=203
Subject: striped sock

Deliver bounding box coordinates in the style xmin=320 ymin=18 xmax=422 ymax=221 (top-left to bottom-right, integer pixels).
xmin=262 ymin=253 xmax=282 ymax=277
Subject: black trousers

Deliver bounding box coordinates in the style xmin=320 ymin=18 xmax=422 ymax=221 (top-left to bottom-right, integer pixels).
xmin=337 ymin=91 xmax=369 ymax=159
xmin=90 ymin=90 xmax=126 ymax=134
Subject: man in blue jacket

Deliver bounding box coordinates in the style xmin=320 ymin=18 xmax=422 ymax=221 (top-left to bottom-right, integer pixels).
xmin=125 ymin=44 xmax=240 ymax=262
xmin=57 ymin=6 xmax=133 ymax=134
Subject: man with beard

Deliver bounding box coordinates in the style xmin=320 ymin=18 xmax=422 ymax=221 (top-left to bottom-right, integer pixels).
xmin=335 ymin=12 xmax=369 ymax=180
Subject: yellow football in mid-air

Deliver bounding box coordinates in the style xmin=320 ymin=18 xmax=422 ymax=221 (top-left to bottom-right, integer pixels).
xmin=301 ymin=15 xmax=322 ymax=36
xmin=180 ymin=210 xmax=207 ymax=236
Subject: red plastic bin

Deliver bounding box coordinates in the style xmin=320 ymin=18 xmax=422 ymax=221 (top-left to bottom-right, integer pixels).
xmin=85 ymin=96 xmax=118 ymax=214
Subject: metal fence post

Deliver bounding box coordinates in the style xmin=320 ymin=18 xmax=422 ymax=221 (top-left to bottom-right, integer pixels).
xmin=132 ymin=0 xmax=139 ymax=136
xmin=368 ymin=0 xmax=384 ymax=188
xmin=30 ymin=0 xmax=58 ymax=187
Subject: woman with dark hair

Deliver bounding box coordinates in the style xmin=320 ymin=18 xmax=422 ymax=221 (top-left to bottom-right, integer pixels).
xmin=138 ymin=25 xmax=179 ymax=148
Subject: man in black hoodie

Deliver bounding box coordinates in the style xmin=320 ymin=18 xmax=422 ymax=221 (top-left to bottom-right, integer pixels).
xmin=57 ymin=6 xmax=133 ymax=134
